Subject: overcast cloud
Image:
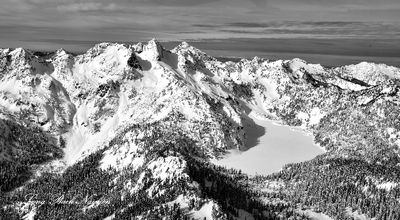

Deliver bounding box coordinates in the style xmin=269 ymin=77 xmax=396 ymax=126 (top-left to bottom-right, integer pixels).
xmin=0 ymin=0 xmax=399 ymax=51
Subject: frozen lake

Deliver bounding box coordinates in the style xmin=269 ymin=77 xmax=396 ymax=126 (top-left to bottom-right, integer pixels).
xmin=213 ymin=113 xmax=324 ymax=175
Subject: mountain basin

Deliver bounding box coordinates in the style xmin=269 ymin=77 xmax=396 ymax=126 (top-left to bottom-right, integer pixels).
xmin=212 ymin=113 xmax=325 ymax=175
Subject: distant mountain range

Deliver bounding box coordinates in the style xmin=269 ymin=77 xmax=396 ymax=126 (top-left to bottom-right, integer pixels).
xmin=1 ymin=39 xmax=400 ymax=219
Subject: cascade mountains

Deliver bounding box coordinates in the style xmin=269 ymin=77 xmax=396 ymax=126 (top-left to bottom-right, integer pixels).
xmin=1 ymin=39 xmax=400 ymax=219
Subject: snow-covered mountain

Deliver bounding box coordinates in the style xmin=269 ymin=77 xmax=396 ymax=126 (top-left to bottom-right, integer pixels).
xmin=1 ymin=39 xmax=400 ymax=219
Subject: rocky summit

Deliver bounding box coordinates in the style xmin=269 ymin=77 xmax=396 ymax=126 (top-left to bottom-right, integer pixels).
xmin=1 ymin=39 xmax=400 ymax=219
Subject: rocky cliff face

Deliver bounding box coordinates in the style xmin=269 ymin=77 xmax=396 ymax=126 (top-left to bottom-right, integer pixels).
xmin=1 ymin=39 xmax=400 ymax=219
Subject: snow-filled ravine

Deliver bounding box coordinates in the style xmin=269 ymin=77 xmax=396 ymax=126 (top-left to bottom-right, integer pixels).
xmin=212 ymin=113 xmax=325 ymax=175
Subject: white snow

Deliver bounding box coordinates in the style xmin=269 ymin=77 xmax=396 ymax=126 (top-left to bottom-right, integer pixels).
xmin=103 ymin=213 xmax=115 ymax=220
xmin=309 ymin=107 xmax=325 ymax=125
xmin=100 ymin=143 xmax=145 ymax=171
xmin=297 ymin=209 xmax=334 ymax=220
xmin=297 ymin=111 xmax=309 ymax=123
xmin=163 ymin=194 xmax=218 ymax=220
xmin=386 ymin=127 xmax=400 ymax=147
xmin=64 ymin=89 xmax=128 ymax=164
xmin=365 ymin=176 xmax=398 ymax=192
xmin=358 ymin=96 xmax=374 ymax=105
xmin=73 ymin=43 xmax=131 ymax=84
xmin=258 ymin=180 xmax=285 ymax=193
xmin=336 ymin=62 xmax=400 ymax=86
xmin=0 ymin=96 xmax=21 ymax=112
xmin=376 ymin=182 xmax=398 ymax=191
xmin=345 ymin=207 xmax=372 ymax=220
xmin=190 ymin=201 xmax=215 ymax=220
xmin=212 ymin=112 xmax=324 ymax=175
xmin=381 ymin=86 xmax=394 ymax=94
xmin=147 ymin=156 xmax=187 ymax=182
xmin=22 ymin=207 xmax=36 ymax=220
xmin=0 ymin=77 xmax=25 ymax=95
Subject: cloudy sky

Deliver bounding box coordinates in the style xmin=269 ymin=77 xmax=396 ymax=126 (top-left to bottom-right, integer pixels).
xmin=0 ymin=0 xmax=400 ymax=53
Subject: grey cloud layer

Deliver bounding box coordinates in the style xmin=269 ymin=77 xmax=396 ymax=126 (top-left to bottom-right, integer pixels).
xmin=0 ymin=0 xmax=399 ymax=51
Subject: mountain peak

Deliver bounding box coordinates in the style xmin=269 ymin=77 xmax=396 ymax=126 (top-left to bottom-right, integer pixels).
xmin=9 ymin=47 xmax=28 ymax=58
xmin=179 ymin=41 xmax=190 ymax=49
xmin=148 ymin=38 xmax=160 ymax=45
xmin=142 ymin=38 xmax=165 ymax=61
xmin=172 ymin=41 xmax=216 ymax=64
xmin=173 ymin=41 xmax=199 ymax=53
xmin=55 ymin=48 xmax=68 ymax=55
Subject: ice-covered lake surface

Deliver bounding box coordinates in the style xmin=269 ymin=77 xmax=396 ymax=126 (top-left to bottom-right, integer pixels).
xmin=212 ymin=113 xmax=325 ymax=175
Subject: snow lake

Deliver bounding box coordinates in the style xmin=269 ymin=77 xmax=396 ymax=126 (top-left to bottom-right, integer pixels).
xmin=212 ymin=113 xmax=325 ymax=175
